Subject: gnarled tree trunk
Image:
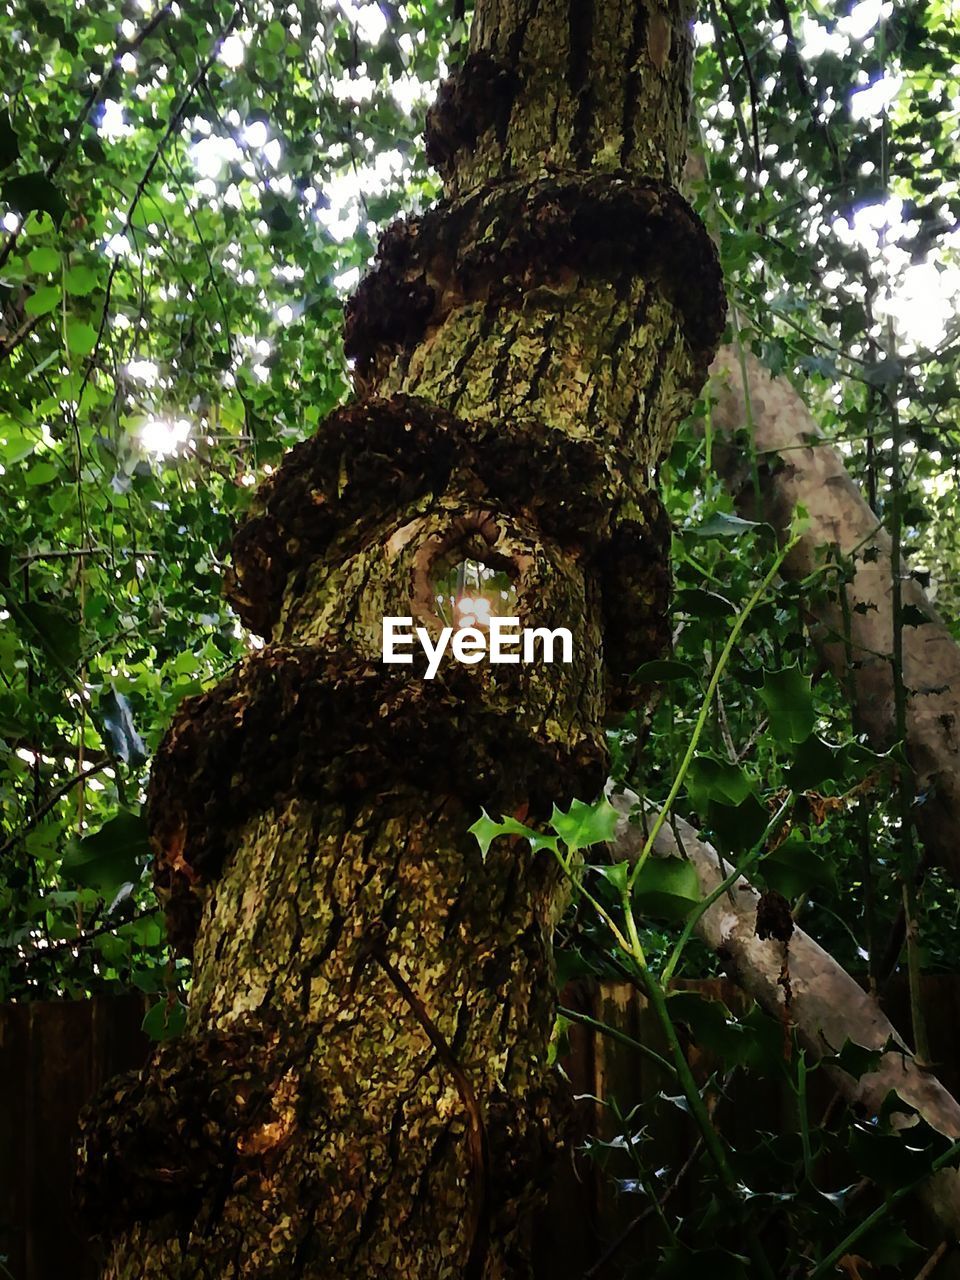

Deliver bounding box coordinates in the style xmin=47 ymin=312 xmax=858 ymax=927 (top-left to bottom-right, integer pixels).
xmin=77 ymin=4 xmax=723 ymax=1276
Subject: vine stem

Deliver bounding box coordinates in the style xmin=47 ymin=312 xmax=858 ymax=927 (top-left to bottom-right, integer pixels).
xmin=808 ymin=1139 xmax=960 ymax=1280
xmin=659 ymin=792 xmax=795 ymax=983
xmin=628 ymin=532 xmax=802 ymax=892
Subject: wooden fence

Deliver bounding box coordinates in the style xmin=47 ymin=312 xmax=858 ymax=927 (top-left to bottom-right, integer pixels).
xmin=4 ymin=979 xmax=960 ymax=1280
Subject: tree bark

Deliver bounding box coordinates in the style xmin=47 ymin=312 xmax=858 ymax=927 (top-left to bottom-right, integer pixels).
xmin=611 ymin=790 xmax=960 ymax=1237
xmin=77 ymin=4 xmax=723 ymax=1277
xmin=709 ymin=346 xmax=960 ymax=886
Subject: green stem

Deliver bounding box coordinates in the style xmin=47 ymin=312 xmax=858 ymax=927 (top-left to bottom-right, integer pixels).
xmin=640 ymin=964 xmax=778 ymax=1280
xmin=809 ymin=1139 xmax=960 ymax=1280
xmin=628 ymin=535 xmax=800 ymax=892
xmin=660 ymin=793 xmax=795 ymax=984
xmin=558 ymin=1005 xmax=677 ymax=1079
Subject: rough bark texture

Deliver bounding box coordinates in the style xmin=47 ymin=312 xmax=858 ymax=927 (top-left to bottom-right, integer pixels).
xmin=709 ymin=346 xmax=960 ymax=886
xmin=78 ymin=3 xmax=724 ymax=1276
xmin=611 ymin=790 xmax=960 ymax=1237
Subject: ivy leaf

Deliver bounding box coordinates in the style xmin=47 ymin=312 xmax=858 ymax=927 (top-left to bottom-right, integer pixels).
xmin=66 ymin=319 xmax=98 ymax=355
xmin=64 ymin=264 xmax=98 ymax=296
xmin=550 ymin=797 xmax=618 ymax=853
xmin=100 ymin=687 xmax=147 ymax=766
xmin=142 ymin=998 xmax=187 ymax=1042
xmin=24 ymin=284 xmax=60 ymax=317
xmin=631 ymin=857 xmax=700 ymax=921
xmin=468 ymin=809 xmax=557 ymax=861
xmin=27 ymin=246 xmax=59 ymax=274
xmin=61 ymin=810 xmax=148 ymax=895
xmin=24 ymin=459 xmax=58 ymax=485
xmin=901 ymin=603 xmax=931 ymax=627
xmin=759 ymin=665 xmax=816 ymax=744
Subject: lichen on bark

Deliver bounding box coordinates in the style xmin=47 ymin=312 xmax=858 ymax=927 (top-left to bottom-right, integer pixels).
xmin=78 ymin=2 xmax=724 ymax=1276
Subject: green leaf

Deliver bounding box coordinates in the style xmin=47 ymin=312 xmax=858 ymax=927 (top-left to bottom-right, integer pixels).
xmin=24 ymin=459 xmax=58 ymax=485
xmin=263 ymin=19 xmax=286 ymax=52
xmin=633 ymin=659 xmax=699 ymax=683
xmin=64 ymin=265 xmax=97 ymax=296
xmin=787 ymin=735 xmax=845 ymax=790
xmin=659 ymin=1245 xmax=749 ymax=1279
xmin=100 ymin=687 xmax=147 ymax=766
xmin=61 ymin=810 xmax=148 ymax=894
xmin=28 ymin=246 xmax=59 ymax=274
xmin=901 ymin=603 xmax=931 ymax=627
xmin=631 ymin=856 xmax=700 ymax=921
xmin=16 ymin=600 xmax=80 ymax=668
xmin=686 ymin=755 xmax=755 ymax=809
xmin=142 ymin=998 xmax=187 ymax=1042
xmin=3 ymin=171 xmax=67 ymax=224
xmin=0 ymin=109 xmax=20 ymax=169
xmin=667 ymin=991 xmax=751 ymax=1064
xmin=760 ymin=834 xmax=837 ymax=899
xmin=675 ymin=587 xmax=736 ymax=621
xmin=24 ymin=822 xmax=63 ymax=862
xmin=24 ymin=284 xmax=60 ymax=317
xmin=550 ymin=797 xmax=618 ymax=853
xmin=689 ymin=511 xmax=761 ymax=538
xmin=759 ymin=665 xmax=816 ymax=744
xmin=858 ymin=1222 xmax=922 ymax=1268
xmin=592 ymin=859 xmax=630 ymax=893
xmin=468 ymin=809 xmax=557 ymax=861
xmin=67 ymin=320 xmax=98 ymax=355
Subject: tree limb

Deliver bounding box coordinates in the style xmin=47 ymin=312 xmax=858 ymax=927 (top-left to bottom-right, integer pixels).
xmin=611 ymin=789 xmax=960 ymax=1237
xmin=708 ymin=346 xmax=960 ymax=886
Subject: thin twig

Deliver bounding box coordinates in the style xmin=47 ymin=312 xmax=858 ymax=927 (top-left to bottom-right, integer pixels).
xmin=0 ymin=761 xmax=110 ymax=860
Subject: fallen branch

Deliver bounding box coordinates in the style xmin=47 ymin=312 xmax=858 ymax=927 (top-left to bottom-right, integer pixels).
xmin=708 ymin=346 xmax=960 ymax=885
xmin=611 ymin=788 xmax=960 ymax=1237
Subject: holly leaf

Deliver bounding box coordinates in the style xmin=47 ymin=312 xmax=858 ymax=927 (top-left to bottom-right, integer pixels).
xmin=760 ymin=834 xmax=837 ymax=898
xmin=468 ymin=809 xmax=557 ymax=861
xmin=759 ymin=665 xmax=816 ymax=744
xmin=631 ymin=857 xmax=700 ymax=921
xmin=550 ymin=797 xmax=618 ymax=853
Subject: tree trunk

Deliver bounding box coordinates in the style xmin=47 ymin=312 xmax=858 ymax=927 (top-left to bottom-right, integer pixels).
xmin=709 ymin=346 xmax=960 ymax=886
xmin=77 ymin=4 xmax=722 ymax=1277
